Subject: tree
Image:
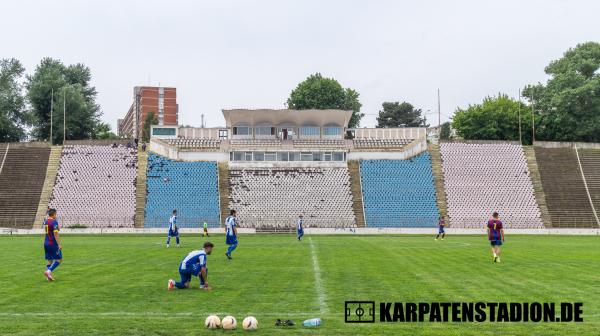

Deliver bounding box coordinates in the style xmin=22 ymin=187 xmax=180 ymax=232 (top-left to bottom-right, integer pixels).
xmin=287 ymin=73 xmax=364 ymax=128
xmin=0 ymin=58 xmax=30 ymax=142
xmin=376 ymin=101 xmax=429 ymax=128
xmin=452 ymin=94 xmax=534 ymax=144
xmin=94 ymin=122 xmax=120 ymax=140
xmin=522 ymin=42 xmax=600 ymax=142
xmin=26 ymin=58 xmax=102 ymax=144
xmin=440 ymin=122 xmax=452 ymax=140
xmin=141 ymin=112 xmax=158 ymax=143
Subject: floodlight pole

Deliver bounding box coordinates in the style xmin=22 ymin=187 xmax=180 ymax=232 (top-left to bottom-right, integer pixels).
xmin=518 ymin=89 xmax=522 ymax=145
xmin=50 ymin=88 xmax=54 ymax=145
xmin=63 ymin=91 xmax=66 ymax=144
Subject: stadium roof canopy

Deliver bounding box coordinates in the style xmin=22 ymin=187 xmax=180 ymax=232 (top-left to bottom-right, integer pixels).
xmin=222 ymin=109 xmax=353 ymax=128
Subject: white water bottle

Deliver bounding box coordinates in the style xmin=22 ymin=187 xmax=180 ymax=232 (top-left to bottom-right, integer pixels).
xmin=302 ymin=318 xmax=321 ymax=327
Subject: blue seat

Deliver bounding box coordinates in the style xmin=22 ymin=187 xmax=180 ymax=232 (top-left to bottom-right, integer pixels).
xmin=144 ymin=155 xmax=220 ymax=228
xmin=360 ymin=152 xmax=439 ymax=227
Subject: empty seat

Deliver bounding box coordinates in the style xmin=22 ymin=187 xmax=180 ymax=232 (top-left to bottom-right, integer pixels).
xmin=144 ymin=155 xmax=220 ymax=228
xmin=229 ymin=168 xmax=356 ymax=228
xmin=49 ymin=145 xmax=137 ymax=228
xmin=440 ymin=143 xmax=543 ymax=229
xmin=360 ymin=153 xmax=439 ymax=227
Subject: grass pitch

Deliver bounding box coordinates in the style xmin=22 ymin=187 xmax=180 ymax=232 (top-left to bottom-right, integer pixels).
xmin=0 ymin=234 xmax=599 ymax=335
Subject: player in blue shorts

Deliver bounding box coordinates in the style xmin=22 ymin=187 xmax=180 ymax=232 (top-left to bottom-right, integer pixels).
xmin=168 ymin=242 xmax=214 ymax=291
xmin=297 ymin=215 xmax=304 ymax=241
xmin=435 ymin=216 xmax=446 ymax=241
xmin=166 ymin=210 xmax=180 ymax=248
xmin=487 ymin=212 xmax=505 ymax=262
xmin=225 ymin=210 xmax=238 ymax=260
xmin=43 ymin=209 xmax=62 ymax=281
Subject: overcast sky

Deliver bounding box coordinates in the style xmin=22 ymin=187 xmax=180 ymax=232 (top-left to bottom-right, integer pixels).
xmin=2 ymin=0 xmax=600 ymax=130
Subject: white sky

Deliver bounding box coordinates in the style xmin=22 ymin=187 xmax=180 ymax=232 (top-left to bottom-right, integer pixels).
xmin=2 ymin=0 xmax=599 ymax=130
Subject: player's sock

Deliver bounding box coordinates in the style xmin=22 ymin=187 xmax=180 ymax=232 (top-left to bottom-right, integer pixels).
xmin=166 ymin=236 xmax=171 ymax=246
xmin=49 ymin=261 xmax=60 ymax=271
xmin=46 ymin=264 xmax=51 ymax=270
xmin=226 ymin=244 xmax=237 ymax=255
xmin=176 ymin=236 xmax=180 ymax=245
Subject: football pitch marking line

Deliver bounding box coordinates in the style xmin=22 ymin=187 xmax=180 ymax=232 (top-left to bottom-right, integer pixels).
xmin=309 ymin=238 xmax=328 ymax=315
xmin=0 ymin=312 xmax=333 ymax=318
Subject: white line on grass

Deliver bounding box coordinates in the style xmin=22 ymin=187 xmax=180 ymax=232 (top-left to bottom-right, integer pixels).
xmin=309 ymin=238 xmax=328 ymax=315
xmin=0 ymin=312 xmax=334 ymax=318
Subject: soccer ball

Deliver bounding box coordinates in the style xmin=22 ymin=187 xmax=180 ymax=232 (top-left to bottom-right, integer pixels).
xmin=205 ymin=315 xmax=221 ymax=329
xmin=222 ymin=315 xmax=237 ymax=330
xmin=242 ymin=316 xmax=258 ymax=330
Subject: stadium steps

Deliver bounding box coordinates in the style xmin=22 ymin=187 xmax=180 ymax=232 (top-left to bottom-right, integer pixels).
xmin=427 ymin=144 xmax=448 ymax=220
xmin=523 ymin=146 xmax=553 ymax=228
xmin=347 ymin=160 xmax=366 ymax=228
xmin=33 ymin=146 xmax=63 ymax=228
xmin=0 ymin=143 xmax=50 ymax=228
xmin=534 ymin=147 xmax=597 ymax=227
xmin=134 ymin=149 xmax=148 ymax=228
xmin=578 ymin=148 xmax=600 ymax=227
xmin=218 ymin=162 xmax=230 ymax=227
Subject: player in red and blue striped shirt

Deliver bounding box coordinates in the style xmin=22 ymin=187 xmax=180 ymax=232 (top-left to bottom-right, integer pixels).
xmin=43 ymin=208 xmax=62 ymax=281
xmin=487 ymin=212 xmax=505 ymax=263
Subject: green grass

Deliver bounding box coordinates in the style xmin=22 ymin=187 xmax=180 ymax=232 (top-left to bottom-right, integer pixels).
xmin=0 ymin=234 xmax=599 ymax=335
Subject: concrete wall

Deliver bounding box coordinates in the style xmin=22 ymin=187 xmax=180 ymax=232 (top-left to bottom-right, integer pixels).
xmin=229 ymin=161 xmax=348 ymax=169
xmin=3 ymin=227 xmax=598 ymax=235
xmin=534 ymin=141 xmax=600 ymax=149
xmin=347 ymin=139 xmax=427 ymax=160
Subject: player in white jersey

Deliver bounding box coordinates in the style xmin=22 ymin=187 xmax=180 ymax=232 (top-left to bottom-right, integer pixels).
xmin=297 ymin=215 xmax=305 ymax=241
xmin=166 ymin=210 xmax=180 ymax=248
xmin=168 ymin=242 xmax=214 ymax=290
xmin=224 ymin=209 xmax=238 ymax=260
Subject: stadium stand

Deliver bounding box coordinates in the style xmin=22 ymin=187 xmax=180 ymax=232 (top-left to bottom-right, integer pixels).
xmin=48 ymin=145 xmax=137 ymax=228
xmin=230 ymin=139 xmax=281 ymax=147
xmin=579 ymin=148 xmax=600 ymax=225
xmin=535 ymin=147 xmax=598 ymax=227
xmin=353 ymin=139 xmax=412 ymax=149
xmin=144 ymin=155 xmax=220 ymax=228
xmin=360 ymin=153 xmax=439 ymax=227
xmin=228 ymin=168 xmax=356 ymax=229
xmin=166 ymin=138 xmax=221 ymax=149
xmin=293 ymin=139 xmax=346 ymax=147
xmin=440 ymin=142 xmax=543 ymax=228
xmin=0 ymin=143 xmax=50 ymax=228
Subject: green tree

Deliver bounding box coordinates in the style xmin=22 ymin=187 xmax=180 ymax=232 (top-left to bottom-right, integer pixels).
xmin=452 ymin=94 xmax=533 ymax=144
xmin=376 ymin=101 xmax=428 ymax=128
xmin=26 ymin=58 xmax=102 ymax=144
xmin=287 ymin=73 xmax=364 ymax=128
xmin=141 ymin=112 xmax=158 ymax=143
xmin=440 ymin=122 xmax=452 ymax=140
xmin=522 ymin=42 xmax=600 ymax=142
xmin=94 ymin=122 xmax=120 ymax=140
xmin=0 ymin=58 xmax=30 ymax=142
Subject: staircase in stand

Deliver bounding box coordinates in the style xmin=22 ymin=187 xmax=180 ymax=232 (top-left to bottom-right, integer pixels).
xmin=427 ymin=144 xmax=448 ymax=220
xmin=134 ymin=149 xmax=148 ymax=228
xmin=522 ymin=146 xmax=553 ymax=228
xmin=218 ymin=162 xmax=230 ymax=227
xmin=34 ymin=146 xmax=62 ymax=228
xmin=347 ymin=160 xmax=366 ymax=228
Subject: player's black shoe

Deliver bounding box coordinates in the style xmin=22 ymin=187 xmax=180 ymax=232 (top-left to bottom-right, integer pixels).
xmin=225 ymin=253 xmax=232 ymax=260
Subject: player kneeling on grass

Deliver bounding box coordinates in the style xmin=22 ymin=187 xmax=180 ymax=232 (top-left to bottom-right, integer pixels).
xmin=168 ymin=242 xmax=214 ymax=291
xmin=43 ymin=208 xmax=62 ymax=281
xmin=487 ymin=212 xmax=505 ymax=263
